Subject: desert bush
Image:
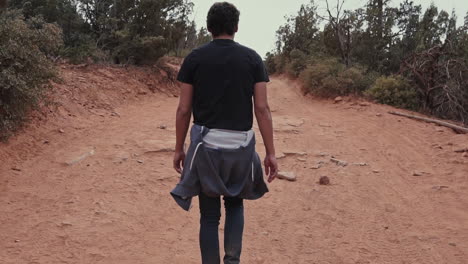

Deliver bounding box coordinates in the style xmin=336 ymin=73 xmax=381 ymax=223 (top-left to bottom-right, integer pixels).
xmin=0 ymin=10 xmax=62 ymax=139
xmin=299 ymin=58 xmax=369 ymax=97
xmin=264 ymin=52 xmax=277 ymax=74
xmin=168 ymin=48 xmax=192 ymax=59
xmin=341 ymin=66 xmax=378 ymax=93
xmin=286 ymin=49 xmax=308 ymax=77
xmin=111 ymin=31 xmax=167 ymax=65
xmin=8 ymin=0 xmax=87 ymax=46
xmin=8 ymin=0 xmax=194 ymax=65
xmin=400 ymin=45 xmax=468 ymax=124
xmin=59 ymin=34 xmax=110 ymax=64
xmin=365 ymin=75 xmax=420 ymax=110
xmin=273 ymin=54 xmax=288 ymax=74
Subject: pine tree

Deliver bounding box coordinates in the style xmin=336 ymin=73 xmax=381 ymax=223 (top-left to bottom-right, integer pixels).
xmin=196 ymin=27 xmax=211 ymax=46
xmin=276 ymin=0 xmax=320 ymax=56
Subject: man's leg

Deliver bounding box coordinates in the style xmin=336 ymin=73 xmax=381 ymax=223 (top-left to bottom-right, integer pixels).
xmin=199 ymin=192 xmax=221 ymax=264
xmin=223 ymin=196 xmax=244 ymax=264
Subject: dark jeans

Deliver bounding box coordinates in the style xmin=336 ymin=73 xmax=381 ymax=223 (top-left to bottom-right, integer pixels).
xmin=199 ymin=192 xmax=244 ymax=264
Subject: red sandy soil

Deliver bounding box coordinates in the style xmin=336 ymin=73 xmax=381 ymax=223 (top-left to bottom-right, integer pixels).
xmin=1 ymin=63 xmax=468 ymax=264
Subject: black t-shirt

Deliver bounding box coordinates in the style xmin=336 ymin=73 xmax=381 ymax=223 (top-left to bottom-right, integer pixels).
xmin=177 ymin=39 xmax=270 ymax=131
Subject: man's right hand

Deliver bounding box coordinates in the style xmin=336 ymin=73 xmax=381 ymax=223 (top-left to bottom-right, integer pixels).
xmin=173 ymin=150 xmax=186 ymax=174
xmin=264 ymin=154 xmax=278 ymax=183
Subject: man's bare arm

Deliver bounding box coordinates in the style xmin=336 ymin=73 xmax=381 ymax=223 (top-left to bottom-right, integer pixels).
xmin=173 ymin=83 xmax=193 ymax=173
xmin=254 ymin=82 xmax=278 ymax=182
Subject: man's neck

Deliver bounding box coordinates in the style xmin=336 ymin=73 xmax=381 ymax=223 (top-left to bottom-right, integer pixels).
xmin=213 ymin=34 xmax=235 ymax=40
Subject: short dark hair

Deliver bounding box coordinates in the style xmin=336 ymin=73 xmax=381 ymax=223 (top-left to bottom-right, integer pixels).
xmin=207 ymin=2 xmax=240 ymax=37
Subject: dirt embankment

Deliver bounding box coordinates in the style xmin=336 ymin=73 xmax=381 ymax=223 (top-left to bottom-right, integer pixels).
xmin=1 ymin=65 xmax=468 ymax=264
xmin=0 ymin=57 xmax=180 ymax=164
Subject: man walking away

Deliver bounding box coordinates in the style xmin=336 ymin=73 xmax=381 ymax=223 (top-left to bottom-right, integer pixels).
xmin=170 ymin=2 xmax=278 ymax=264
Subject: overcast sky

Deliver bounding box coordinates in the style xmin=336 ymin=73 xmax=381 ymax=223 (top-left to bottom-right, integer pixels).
xmin=190 ymin=0 xmax=468 ymax=58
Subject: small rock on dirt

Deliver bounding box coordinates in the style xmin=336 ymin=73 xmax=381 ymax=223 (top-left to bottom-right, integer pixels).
xmin=432 ymin=144 xmax=443 ymax=149
xmin=376 ymin=113 xmax=382 ymax=117
xmin=454 ymin=148 xmax=468 ymax=153
xmin=59 ymin=129 xmax=65 ymax=133
xmin=113 ymin=152 xmax=130 ymax=164
xmin=315 ymin=152 xmax=328 ymax=157
xmin=277 ymin=171 xmax=297 ymax=181
xmin=412 ymin=171 xmax=425 ymax=177
xmin=277 ymin=153 xmax=286 ymax=159
xmin=432 ymin=185 xmax=449 ymax=190
xmin=359 ymin=102 xmax=370 ymax=107
xmin=297 ymin=158 xmax=307 ymax=162
xmin=330 ymin=158 xmax=348 ymax=167
xmin=449 ymin=242 xmax=457 ymax=247
xmin=158 ymin=125 xmax=167 ymax=129
xmin=311 ymin=161 xmax=324 ymax=169
xmin=319 ymin=176 xmax=330 ymax=185
xmin=60 ymin=221 xmax=73 ymax=227
xmin=384 ymin=204 xmax=396 ymax=213
xmin=463 ymin=152 xmax=468 ymax=158
xmin=66 ymin=149 xmax=95 ymax=166
xmin=334 ymin=96 xmax=343 ymax=103
xmin=353 ymin=162 xmax=368 ymax=166
xmin=372 ymin=170 xmax=380 ymax=173
xmin=274 ymin=127 xmax=300 ymax=134
xmin=284 ymin=151 xmax=307 ymax=156
xmin=286 ymin=119 xmax=304 ymax=127
xmin=137 ymin=160 xmax=144 ymax=164
xmin=138 ymin=139 xmax=175 ymax=153
xmin=11 ymin=167 xmax=21 ymax=172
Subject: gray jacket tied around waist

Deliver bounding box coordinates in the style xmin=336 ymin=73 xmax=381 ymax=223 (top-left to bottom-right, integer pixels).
xmin=170 ymin=125 xmax=269 ymax=211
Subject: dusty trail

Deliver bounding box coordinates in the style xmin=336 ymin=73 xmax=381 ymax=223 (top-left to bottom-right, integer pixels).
xmin=1 ymin=73 xmax=468 ymax=264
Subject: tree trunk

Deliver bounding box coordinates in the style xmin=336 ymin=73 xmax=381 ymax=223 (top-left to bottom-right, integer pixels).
xmin=337 ymin=26 xmax=350 ymax=67
xmin=388 ymin=111 xmax=468 ymax=134
xmin=0 ymin=0 xmax=7 ymax=9
xmin=377 ymin=0 xmax=383 ymax=40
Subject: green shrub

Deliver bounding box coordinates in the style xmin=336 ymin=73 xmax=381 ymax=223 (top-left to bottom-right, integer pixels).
xmin=299 ymin=58 xmax=369 ymax=97
xmin=273 ymin=54 xmax=288 ymax=73
xmin=365 ymin=75 xmax=420 ymax=110
xmin=341 ymin=66 xmax=378 ymax=93
xmin=111 ymin=31 xmax=166 ymax=65
xmin=286 ymin=49 xmax=308 ymax=77
xmin=264 ymin=52 xmax=277 ymax=74
xmin=60 ymin=36 xmax=109 ymax=64
xmin=0 ymin=10 xmax=62 ymax=139
xmin=168 ymin=48 xmax=192 ymax=58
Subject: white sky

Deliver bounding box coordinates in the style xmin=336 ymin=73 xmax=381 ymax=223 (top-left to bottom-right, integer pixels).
xmin=190 ymin=0 xmax=468 ymax=58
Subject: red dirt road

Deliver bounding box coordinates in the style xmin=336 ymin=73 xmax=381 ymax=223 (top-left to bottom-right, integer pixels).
xmin=1 ymin=67 xmax=468 ymax=264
